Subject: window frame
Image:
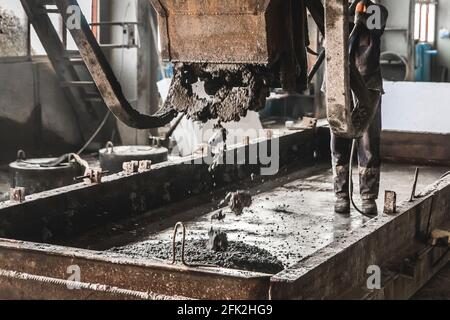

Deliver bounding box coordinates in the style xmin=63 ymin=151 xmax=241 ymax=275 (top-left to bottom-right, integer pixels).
xmin=0 ymin=0 xmax=99 ymax=60
xmin=0 ymin=1 xmax=32 ymax=62
xmin=414 ymin=0 xmax=438 ymax=44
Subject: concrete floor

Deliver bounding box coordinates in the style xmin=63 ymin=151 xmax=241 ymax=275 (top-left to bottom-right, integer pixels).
xmin=70 ymin=162 xmax=449 ymax=269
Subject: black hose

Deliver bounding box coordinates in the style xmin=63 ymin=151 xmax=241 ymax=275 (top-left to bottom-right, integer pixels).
xmin=348 ymin=139 xmax=374 ymax=218
xmin=308 ymin=49 xmax=325 ymax=83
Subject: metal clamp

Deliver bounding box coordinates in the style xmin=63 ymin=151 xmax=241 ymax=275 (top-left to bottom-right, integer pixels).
xmin=122 ymin=161 xmax=140 ymax=175
xmin=10 ymin=187 xmax=26 ymax=203
xmin=75 ymin=168 xmax=108 ymax=184
xmin=123 ymin=160 xmax=153 ymax=175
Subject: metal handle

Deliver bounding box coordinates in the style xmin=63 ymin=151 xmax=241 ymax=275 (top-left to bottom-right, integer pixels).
xmin=105 ymin=141 xmax=115 ymax=154
xmin=17 ymin=150 xmax=27 ymax=161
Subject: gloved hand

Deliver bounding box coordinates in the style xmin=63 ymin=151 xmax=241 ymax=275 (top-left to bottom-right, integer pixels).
xmin=354 ymin=0 xmax=371 ymax=26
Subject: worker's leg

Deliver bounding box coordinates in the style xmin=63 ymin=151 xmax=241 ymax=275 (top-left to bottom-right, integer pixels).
xmin=357 ymin=98 xmax=382 ymax=201
xmin=331 ymin=132 xmax=352 ymax=201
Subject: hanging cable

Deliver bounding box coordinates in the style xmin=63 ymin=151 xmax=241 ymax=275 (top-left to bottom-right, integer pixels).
xmin=348 ymin=139 xmax=364 ymax=215
xmin=348 ymin=139 xmax=376 ymax=218
xmin=76 ymin=111 xmax=111 ymax=155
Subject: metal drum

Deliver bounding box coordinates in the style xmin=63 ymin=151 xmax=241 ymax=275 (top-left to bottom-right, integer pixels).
xmin=9 ymin=151 xmax=83 ymax=195
xmin=99 ymin=143 xmax=169 ymax=174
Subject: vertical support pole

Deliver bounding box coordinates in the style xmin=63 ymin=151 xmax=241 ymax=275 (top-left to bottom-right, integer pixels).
xmin=137 ymin=0 xmax=159 ymax=141
xmin=324 ymin=0 xmax=351 ymax=137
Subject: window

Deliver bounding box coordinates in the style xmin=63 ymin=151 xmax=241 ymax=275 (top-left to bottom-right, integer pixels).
xmin=414 ymin=0 xmax=437 ymax=43
xmin=0 ymin=1 xmax=28 ymax=57
xmin=31 ymin=0 xmax=98 ymax=55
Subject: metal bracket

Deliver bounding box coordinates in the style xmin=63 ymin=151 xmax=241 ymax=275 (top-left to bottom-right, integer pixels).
xmin=10 ymin=188 xmax=26 ymax=203
xmin=122 ymin=160 xmax=153 ymax=175
xmin=75 ymin=168 xmax=107 ymax=184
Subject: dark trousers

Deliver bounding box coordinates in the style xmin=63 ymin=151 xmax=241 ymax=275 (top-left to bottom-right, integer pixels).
xmin=331 ymin=99 xmax=382 ymax=200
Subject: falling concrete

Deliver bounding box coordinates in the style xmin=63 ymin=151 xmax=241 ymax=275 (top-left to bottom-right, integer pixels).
xmin=221 ymin=190 xmax=253 ymax=215
xmin=165 ymin=63 xmax=269 ymax=123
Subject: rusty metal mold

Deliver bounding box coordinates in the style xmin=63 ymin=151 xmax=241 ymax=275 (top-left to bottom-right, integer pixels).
xmin=0 ymin=163 xmax=448 ymax=299
xmin=0 ymin=239 xmax=271 ymax=300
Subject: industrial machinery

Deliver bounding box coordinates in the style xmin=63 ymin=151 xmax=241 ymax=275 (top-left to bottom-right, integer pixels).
xmin=152 ymin=0 xmax=310 ymax=123
xmin=0 ymin=0 xmax=448 ymax=301
xmin=43 ymin=0 xmax=379 ymax=139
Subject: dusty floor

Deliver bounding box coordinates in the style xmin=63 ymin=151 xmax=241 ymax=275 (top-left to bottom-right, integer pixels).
xmin=70 ymin=162 xmax=449 ymax=273
xmin=413 ymin=262 xmax=450 ymax=300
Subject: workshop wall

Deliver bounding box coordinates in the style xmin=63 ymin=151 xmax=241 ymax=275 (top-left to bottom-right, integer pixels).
xmin=436 ymin=0 xmax=450 ymax=77
xmin=382 ymin=81 xmax=450 ymax=133
xmin=0 ymin=60 xmax=83 ymax=162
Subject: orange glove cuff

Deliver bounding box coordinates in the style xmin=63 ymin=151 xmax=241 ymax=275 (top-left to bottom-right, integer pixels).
xmin=356 ymin=2 xmax=367 ymax=13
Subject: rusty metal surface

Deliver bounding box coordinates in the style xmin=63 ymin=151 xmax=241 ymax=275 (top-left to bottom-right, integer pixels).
xmin=0 ymin=268 xmax=176 ymax=300
xmin=152 ymin=0 xmax=277 ymax=64
xmin=1 ymin=164 xmax=448 ymax=299
xmin=151 ymin=0 xmax=310 ymax=123
xmin=0 ymin=239 xmax=270 ymax=300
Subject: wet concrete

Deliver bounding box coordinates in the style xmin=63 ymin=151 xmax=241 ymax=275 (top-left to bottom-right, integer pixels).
xmin=66 ymin=163 xmax=449 ymax=270
xmin=110 ymin=239 xmax=284 ymax=274
xmin=166 ymin=63 xmax=269 ymax=123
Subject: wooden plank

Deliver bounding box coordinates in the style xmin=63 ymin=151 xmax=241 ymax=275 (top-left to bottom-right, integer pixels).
xmin=381 ymin=131 xmax=450 ymax=165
